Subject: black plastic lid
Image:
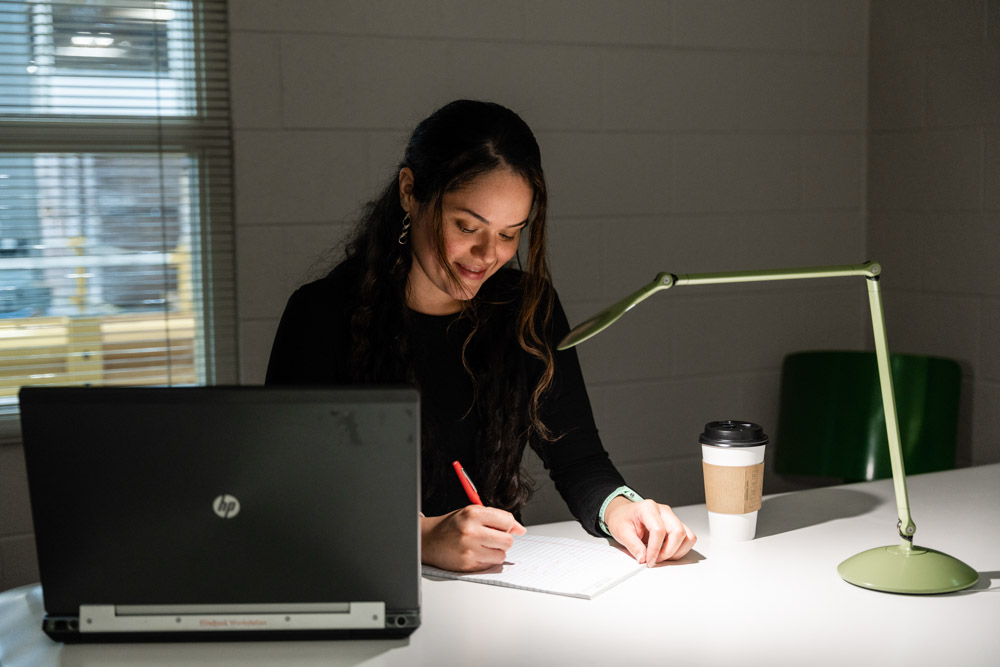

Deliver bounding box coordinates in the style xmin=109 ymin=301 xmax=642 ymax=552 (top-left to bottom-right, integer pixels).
xmin=699 ymin=420 xmax=768 ymax=447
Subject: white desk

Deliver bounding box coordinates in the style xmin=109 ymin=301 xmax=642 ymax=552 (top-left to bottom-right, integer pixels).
xmin=2 ymin=464 xmax=998 ymax=667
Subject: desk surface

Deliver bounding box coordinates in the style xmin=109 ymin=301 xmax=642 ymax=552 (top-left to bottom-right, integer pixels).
xmin=2 ymin=464 xmax=998 ymax=667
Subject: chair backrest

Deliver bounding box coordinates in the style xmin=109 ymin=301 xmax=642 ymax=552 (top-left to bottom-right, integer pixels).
xmin=774 ymin=350 xmax=961 ymax=482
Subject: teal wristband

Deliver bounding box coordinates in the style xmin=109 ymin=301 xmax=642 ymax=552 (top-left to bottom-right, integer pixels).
xmin=598 ymin=485 xmax=644 ymax=535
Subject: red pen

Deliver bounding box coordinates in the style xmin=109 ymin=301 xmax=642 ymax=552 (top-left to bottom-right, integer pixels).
xmin=452 ymin=460 xmax=483 ymax=506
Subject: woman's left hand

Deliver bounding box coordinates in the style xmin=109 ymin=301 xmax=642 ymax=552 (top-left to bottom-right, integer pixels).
xmin=603 ymin=496 xmax=697 ymax=566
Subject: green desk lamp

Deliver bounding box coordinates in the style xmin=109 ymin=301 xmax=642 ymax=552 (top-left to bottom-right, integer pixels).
xmin=557 ymin=261 xmax=978 ymax=594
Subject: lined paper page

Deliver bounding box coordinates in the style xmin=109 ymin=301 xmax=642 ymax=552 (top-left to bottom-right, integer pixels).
xmin=421 ymin=534 xmax=644 ymax=599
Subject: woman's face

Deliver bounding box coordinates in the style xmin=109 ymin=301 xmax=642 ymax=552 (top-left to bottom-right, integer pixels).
xmin=400 ymin=167 xmax=533 ymax=315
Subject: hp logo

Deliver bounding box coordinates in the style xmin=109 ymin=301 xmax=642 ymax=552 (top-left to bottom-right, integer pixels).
xmin=213 ymin=494 xmax=241 ymax=519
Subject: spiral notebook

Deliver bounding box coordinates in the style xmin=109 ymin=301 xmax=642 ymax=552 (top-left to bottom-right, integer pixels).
xmin=421 ymin=533 xmax=644 ymax=599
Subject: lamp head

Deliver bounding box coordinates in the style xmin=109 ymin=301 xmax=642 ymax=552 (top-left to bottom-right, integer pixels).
xmin=557 ymin=272 xmax=674 ymax=350
xmin=556 ymin=307 xmax=619 ymax=350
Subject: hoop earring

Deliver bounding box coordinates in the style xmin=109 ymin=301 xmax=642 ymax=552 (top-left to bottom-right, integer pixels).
xmin=397 ymin=212 xmax=411 ymax=245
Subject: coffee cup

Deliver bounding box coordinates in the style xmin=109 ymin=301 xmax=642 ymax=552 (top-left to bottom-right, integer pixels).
xmin=700 ymin=420 xmax=768 ymax=542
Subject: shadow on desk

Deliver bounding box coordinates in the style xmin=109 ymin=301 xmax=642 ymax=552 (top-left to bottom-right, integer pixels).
xmin=649 ymin=549 xmax=706 ymax=569
xmin=945 ymin=571 xmax=1000 ymax=596
xmin=54 ymin=640 xmax=409 ymax=667
xmin=4 ymin=585 xmax=409 ymax=667
xmin=755 ymin=488 xmax=882 ymax=538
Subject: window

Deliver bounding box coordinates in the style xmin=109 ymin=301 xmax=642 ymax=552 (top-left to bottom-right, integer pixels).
xmin=0 ymin=0 xmax=235 ymax=430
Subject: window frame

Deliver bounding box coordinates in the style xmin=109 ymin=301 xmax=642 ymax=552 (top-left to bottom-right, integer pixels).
xmin=0 ymin=0 xmax=236 ymax=440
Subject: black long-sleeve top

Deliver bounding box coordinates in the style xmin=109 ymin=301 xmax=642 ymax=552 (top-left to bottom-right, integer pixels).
xmin=265 ymin=260 xmax=627 ymax=536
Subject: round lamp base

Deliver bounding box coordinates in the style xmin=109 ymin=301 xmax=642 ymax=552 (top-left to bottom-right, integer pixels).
xmin=838 ymin=544 xmax=978 ymax=594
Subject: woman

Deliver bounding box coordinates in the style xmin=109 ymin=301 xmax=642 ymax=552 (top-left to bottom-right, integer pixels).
xmin=266 ymin=100 xmax=695 ymax=572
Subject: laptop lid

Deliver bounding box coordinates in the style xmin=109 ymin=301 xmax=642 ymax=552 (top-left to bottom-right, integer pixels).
xmin=18 ymin=385 xmax=421 ymax=641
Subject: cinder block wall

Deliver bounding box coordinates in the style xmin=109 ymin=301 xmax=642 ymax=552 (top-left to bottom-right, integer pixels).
xmin=229 ymin=0 xmax=870 ymax=525
xmin=1 ymin=0 xmax=873 ymax=589
xmin=867 ymin=0 xmax=1000 ymax=469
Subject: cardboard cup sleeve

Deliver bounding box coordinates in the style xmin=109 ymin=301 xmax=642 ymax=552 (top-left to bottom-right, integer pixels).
xmin=702 ymin=461 xmax=765 ymax=514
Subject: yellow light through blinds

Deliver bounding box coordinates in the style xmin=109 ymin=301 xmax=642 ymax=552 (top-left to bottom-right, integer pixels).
xmin=0 ymin=1 xmax=235 ymax=422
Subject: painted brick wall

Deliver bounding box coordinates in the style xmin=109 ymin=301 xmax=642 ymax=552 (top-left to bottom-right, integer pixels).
xmin=0 ymin=0 xmax=874 ymax=590
xmin=867 ymin=0 xmax=1000 ymax=469
xmin=228 ymin=0 xmax=870 ymax=525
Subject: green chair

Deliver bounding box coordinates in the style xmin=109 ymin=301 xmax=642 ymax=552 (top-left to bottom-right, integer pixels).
xmin=774 ymin=350 xmax=961 ymax=482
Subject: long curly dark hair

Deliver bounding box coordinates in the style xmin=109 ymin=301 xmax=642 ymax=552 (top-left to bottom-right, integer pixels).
xmin=340 ymin=100 xmax=555 ymax=513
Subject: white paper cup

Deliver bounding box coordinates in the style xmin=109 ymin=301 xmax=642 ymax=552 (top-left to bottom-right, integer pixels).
xmin=700 ymin=421 xmax=768 ymax=542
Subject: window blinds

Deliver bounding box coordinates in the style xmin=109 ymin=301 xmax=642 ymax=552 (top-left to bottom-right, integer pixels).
xmin=0 ymin=0 xmax=235 ymax=424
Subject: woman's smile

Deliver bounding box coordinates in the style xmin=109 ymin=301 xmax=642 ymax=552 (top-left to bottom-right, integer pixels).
xmin=455 ymin=262 xmax=488 ymax=281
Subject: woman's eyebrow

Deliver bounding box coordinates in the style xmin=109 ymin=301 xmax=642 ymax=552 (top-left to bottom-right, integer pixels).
xmin=457 ymin=207 xmax=528 ymax=229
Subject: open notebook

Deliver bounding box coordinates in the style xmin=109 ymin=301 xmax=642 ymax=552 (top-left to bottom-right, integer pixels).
xmin=422 ymin=534 xmax=644 ymax=599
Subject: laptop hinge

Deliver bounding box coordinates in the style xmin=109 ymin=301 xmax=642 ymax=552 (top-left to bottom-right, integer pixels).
xmin=79 ymin=602 xmax=385 ymax=632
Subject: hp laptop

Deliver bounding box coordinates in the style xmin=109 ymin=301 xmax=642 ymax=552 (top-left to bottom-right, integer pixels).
xmin=18 ymin=385 xmax=421 ymax=642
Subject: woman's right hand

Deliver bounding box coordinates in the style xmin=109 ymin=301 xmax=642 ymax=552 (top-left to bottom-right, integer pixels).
xmin=420 ymin=506 xmax=526 ymax=572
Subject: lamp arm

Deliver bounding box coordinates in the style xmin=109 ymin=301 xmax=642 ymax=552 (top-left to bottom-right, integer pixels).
xmin=558 ymin=260 xmax=916 ymax=545
xmin=866 ymin=277 xmax=916 ymax=544
xmin=672 ymin=261 xmax=881 ymax=286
